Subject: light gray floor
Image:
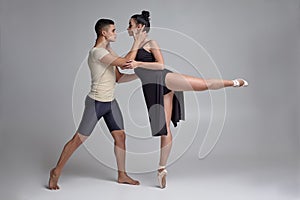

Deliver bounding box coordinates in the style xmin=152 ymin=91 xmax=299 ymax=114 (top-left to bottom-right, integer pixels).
xmin=1 ymin=112 xmax=299 ymax=200
xmin=1 ymin=151 xmax=298 ymax=200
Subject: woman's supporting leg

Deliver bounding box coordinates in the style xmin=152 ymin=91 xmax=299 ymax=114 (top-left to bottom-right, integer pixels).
xmin=111 ymin=130 xmax=140 ymax=185
xmin=48 ymin=132 xmax=88 ymax=190
xmin=158 ymin=91 xmax=174 ymax=188
xmin=165 ymin=73 xmax=247 ymax=91
xmin=159 ymin=91 xmax=174 ymax=167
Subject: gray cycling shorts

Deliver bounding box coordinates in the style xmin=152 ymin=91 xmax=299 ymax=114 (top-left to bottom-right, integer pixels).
xmin=77 ymin=95 xmax=124 ymax=136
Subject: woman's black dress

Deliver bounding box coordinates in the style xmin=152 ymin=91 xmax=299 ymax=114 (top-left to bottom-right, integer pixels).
xmin=134 ymin=48 xmax=185 ymax=136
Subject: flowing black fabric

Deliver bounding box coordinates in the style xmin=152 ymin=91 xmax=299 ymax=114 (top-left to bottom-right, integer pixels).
xmin=134 ymin=48 xmax=185 ymax=136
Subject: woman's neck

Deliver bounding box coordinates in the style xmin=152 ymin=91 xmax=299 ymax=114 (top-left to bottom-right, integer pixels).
xmin=139 ymin=38 xmax=150 ymax=48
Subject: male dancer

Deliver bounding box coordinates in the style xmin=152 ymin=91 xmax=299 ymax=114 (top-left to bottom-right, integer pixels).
xmin=48 ymin=19 xmax=146 ymax=190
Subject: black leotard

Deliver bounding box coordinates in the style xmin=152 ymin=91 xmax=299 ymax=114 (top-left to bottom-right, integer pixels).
xmin=134 ymin=47 xmax=185 ymax=136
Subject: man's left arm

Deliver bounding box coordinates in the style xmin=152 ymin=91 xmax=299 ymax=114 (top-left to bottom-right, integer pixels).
xmin=115 ymin=68 xmax=138 ymax=83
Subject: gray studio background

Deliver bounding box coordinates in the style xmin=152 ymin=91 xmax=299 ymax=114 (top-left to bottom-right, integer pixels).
xmin=0 ymin=0 xmax=299 ymax=200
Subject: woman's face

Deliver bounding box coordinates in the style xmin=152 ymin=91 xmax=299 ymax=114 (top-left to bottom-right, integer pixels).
xmin=127 ymin=18 xmax=139 ymax=36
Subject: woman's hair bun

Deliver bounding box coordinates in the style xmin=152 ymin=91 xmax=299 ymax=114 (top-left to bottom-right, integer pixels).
xmin=141 ymin=10 xmax=150 ymax=20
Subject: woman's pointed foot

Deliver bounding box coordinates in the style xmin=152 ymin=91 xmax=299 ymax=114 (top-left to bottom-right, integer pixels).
xmin=232 ymin=79 xmax=248 ymax=87
xmin=157 ymin=166 xmax=167 ymax=189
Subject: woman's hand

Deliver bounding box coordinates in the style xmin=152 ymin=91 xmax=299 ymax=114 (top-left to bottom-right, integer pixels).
xmin=133 ymin=25 xmax=147 ymax=43
xmin=123 ymin=60 xmax=140 ymax=69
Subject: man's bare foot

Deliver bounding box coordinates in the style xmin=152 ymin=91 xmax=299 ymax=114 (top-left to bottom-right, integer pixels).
xmin=48 ymin=168 xmax=60 ymax=190
xmin=117 ymin=172 xmax=140 ymax=185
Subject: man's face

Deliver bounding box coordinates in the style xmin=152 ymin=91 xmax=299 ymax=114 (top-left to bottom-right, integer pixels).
xmin=103 ymin=24 xmax=117 ymax=42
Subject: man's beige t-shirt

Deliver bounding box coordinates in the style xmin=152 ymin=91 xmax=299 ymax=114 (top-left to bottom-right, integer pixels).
xmin=87 ymin=47 xmax=116 ymax=102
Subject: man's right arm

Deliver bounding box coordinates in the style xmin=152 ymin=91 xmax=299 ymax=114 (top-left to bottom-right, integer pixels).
xmin=100 ymin=53 xmax=129 ymax=70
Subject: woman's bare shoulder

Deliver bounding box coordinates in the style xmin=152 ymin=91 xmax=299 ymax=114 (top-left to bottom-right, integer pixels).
xmin=148 ymin=40 xmax=161 ymax=50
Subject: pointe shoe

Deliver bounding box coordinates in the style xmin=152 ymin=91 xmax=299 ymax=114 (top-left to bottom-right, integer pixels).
xmin=232 ymin=79 xmax=248 ymax=87
xmin=157 ymin=166 xmax=167 ymax=189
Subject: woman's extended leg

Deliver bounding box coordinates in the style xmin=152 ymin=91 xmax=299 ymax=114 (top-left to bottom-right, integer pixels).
xmin=158 ymin=91 xmax=174 ymax=188
xmin=165 ymin=73 xmax=247 ymax=91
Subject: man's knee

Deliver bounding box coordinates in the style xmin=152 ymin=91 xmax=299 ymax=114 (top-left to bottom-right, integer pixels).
xmin=72 ymin=132 xmax=88 ymax=145
xmin=111 ymin=130 xmax=126 ymax=144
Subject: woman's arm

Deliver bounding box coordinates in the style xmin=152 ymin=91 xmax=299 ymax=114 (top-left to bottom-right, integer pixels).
xmin=107 ymin=27 xmax=146 ymax=64
xmin=129 ymin=60 xmax=164 ymax=70
xmin=124 ymin=27 xmax=147 ymax=60
xmin=125 ymin=40 xmax=165 ymax=70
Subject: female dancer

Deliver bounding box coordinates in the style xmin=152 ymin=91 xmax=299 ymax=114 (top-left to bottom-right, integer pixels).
xmin=125 ymin=11 xmax=248 ymax=189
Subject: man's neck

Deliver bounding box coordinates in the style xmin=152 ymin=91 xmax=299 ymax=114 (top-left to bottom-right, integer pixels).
xmin=94 ymin=37 xmax=110 ymax=49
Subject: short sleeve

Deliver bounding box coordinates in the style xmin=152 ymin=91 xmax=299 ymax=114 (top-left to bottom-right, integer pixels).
xmin=92 ymin=48 xmax=109 ymax=60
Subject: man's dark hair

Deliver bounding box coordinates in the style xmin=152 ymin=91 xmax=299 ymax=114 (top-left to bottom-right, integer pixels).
xmin=95 ymin=19 xmax=114 ymax=38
